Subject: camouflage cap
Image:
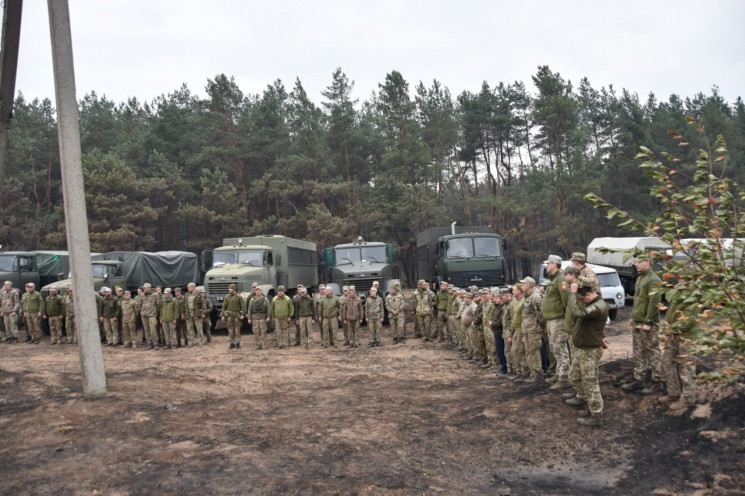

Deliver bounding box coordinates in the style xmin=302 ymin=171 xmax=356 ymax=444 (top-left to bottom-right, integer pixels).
xmin=448 ymin=283 xmax=454 ymax=289
xmin=174 ymin=287 xmax=182 ymax=293
xmin=187 ymin=282 xmax=196 ymax=288
xmin=348 ymin=285 xmax=355 ymax=291
xmin=499 ymin=287 xmax=511 ymax=295
xmin=519 ymin=276 xmax=536 ymax=286
xmin=252 ymin=282 xmax=258 ymax=288
xmin=229 ymin=283 xmax=237 ymax=290
xmin=143 ymin=283 xmax=152 ymax=289
xmin=571 ymin=252 xmax=586 ymax=263
xmin=319 ymin=284 xmax=326 ymax=289
xmin=297 ymin=284 xmax=304 ymax=288
xmin=198 ymin=286 xmax=206 ymax=293
xmin=372 ymin=280 xmax=379 ymax=286
xmin=417 ymin=279 xmax=426 ymax=285
xmin=3 ymin=280 xmax=12 ymax=285
xmin=563 ymin=265 xmax=581 ymax=276
xmin=463 ymin=292 xmax=474 ymax=298
xmin=277 ymin=285 xmax=285 ymax=292
xmin=543 ymin=254 xmax=562 ymax=265
xmin=25 ymin=282 xmax=35 ymax=288
xmin=391 ymin=283 xmax=399 ymax=289
xmin=342 ymin=286 xmax=349 ymax=291
xmin=164 ymin=288 xmax=172 ymax=293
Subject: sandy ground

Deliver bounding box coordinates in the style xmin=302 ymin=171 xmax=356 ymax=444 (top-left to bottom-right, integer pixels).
xmin=0 ymin=304 xmax=744 ymax=495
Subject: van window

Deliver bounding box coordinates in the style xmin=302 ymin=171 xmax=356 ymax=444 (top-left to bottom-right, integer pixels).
xmin=597 ymin=272 xmax=621 ymax=287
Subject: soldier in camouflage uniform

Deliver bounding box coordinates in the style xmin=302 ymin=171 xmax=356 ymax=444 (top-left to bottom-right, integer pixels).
xmin=120 ymin=290 xmax=140 ymax=348
xmin=519 ymin=277 xmax=545 ymax=383
xmin=23 ymin=283 xmax=45 ymax=344
xmin=622 ymin=257 xmax=663 ymax=395
xmin=412 ymin=280 xmax=434 ymax=340
xmin=564 ymin=276 xmax=609 ymax=428
xmin=446 ymin=285 xmax=459 ymax=345
xmin=500 ymin=288 xmax=514 ymax=376
xmin=434 ymin=281 xmax=450 ymax=342
xmin=338 ymin=286 xmax=349 ymax=345
xmin=160 ymin=288 xmax=180 ymax=349
xmin=542 ymin=255 xmax=572 ymax=390
xmin=1 ymin=281 xmax=21 ymax=343
xmin=318 ymin=286 xmax=341 ymax=347
xmin=459 ymin=292 xmax=476 ymax=359
xmin=571 ymin=252 xmax=600 ymax=294
xmin=200 ymin=287 xmax=213 ymax=343
xmin=270 ymin=285 xmax=294 ymax=349
xmin=294 ymin=286 xmax=316 ymax=349
xmin=341 ymin=285 xmax=363 ymax=348
xmin=385 ymin=283 xmax=406 ymax=344
xmin=510 ymin=284 xmax=528 ymax=380
xmin=173 ymin=287 xmax=187 ymax=347
xmin=100 ymin=287 xmax=120 ymax=346
xmin=247 ymin=287 xmax=270 ymax=350
xmin=365 ymin=287 xmax=384 ymax=347
xmin=183 ymin=282 xmax=206 ymax=347
xmin=140 ymin=283 xmax=161 ymax=349
xmin=63 ymin=286 xmax=76 ymax=344
xmin=43 ymin=288 xmax=65 ymax=345
xmin=221 ymin=283 xmax=244 ymax=350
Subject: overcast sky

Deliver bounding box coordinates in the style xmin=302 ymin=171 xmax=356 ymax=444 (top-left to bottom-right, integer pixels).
xmin=7 ymin=0 xmax=745 ymax=107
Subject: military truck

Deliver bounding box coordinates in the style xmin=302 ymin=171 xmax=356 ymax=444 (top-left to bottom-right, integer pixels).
xmin=0 ymin=250 xmax=70 ymax=290
xmin=416 ymin=224 xmax=507 ymax=288
xmin=41 ymin=251 xmax=201 ymax=297
xmin=201 ymin=235 xmax=318 ymax=314
xmin=587 ymin=237 xmax=672 ymax=295
xmin=319 ymin=237 xmax=399 ymax=298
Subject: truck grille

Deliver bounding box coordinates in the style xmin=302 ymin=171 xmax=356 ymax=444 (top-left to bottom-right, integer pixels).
xmin=207 ymin=282 xmax=244 ymax=296
xmin=450 ymin=271 xmax=503 ymax=288
xmin=346 ymin=278 xmax=375 ymax=294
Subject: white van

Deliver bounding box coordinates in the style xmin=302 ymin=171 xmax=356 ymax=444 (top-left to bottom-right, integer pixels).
xmin=538 ymin=261 xmax=625 ymax=320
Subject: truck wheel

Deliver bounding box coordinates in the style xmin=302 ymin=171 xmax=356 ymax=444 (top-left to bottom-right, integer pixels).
xmin=609 ymin=308 xmax=618 ymax=321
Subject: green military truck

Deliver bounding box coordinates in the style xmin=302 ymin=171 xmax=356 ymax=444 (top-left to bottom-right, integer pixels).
xmin=201 ymin=235 xmax=318 ymax=316
xmin=319 ymin=237 xmax=399 ymax=297
xmin=0 ymin=250 xmax=70 ymax=290
xmin=416 ymin=224 xmax=507 ymax=288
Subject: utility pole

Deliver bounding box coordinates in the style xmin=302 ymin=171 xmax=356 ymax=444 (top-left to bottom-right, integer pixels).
xmin=47 ymin=0 xmax=106 ymax=396
xmin=0 ymin=0 xmax=23 ymax=180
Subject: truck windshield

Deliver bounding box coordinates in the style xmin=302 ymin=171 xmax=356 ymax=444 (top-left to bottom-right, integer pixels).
xmin=91 ymin=264 xmax=114 ymax=278
xmin=597 ymin=272 xmax=621 ymax=287
xmin=446 ymin=237 xmax=501 ymax=258
xmin=335 ymin=246 xmax=387 ymax=265
xmin=213 ymin=250 xmax=264 ymax=268
xmin=0 ymin=255 xmax=14 ymax=271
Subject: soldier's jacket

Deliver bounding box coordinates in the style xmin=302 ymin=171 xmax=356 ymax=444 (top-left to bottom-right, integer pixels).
xmin=473 ymin=301 xmax=484 ymax=328
xmin=23 ymin=291 xmax=45 ymax=314
xmin=139 ymin=291 xmax=160 ymax=318
xmin=501 ymin=299 xmax=513 ymax=338
xmin=579 ymin=265 xmax=601 ymax=294
xmin=294 ymin=295 xmax=316 ymax=319
xmin=221 ymin=292 xmax=244 ymax=318
xmin=568 ymin=293 xmax=608 ymax=348
xmin=520 ymin=291 xmax=544 ymax=333
xmin=365 ymin=294 xmax=384 ymax=320
xmin=183 ymin=291 xmax=206 ymax=319
xmin=318 ymin=295 xmax=340 ymax=319
xmin=385 ymin=292 xmax=405 ymax=315
xmin=446 ymin=293 xmax=457 ymax=315
xmin=511 ymin=297 xmax=524 ymax=333
xmin=461 ymin=301 xmax=476 ymax=328
xmin=270 ymin=295 xmax=294 ymax=320
xmin=249 ymin=295 xmax=269 ymax=319
xmin=100 ymin=295 xmax=120 ymax=319
xmin=160 ymin=296 xmax=180 ymax=322
xmin=45 ymin=295 xmax=64 ymax=317
xmin=314 ymin=293 xmax=324 ymax=318
xmin=542 ymin=270 xmax=569 ymax=320
xmin=413 ymin=289 xmax=434 ymax=315
xmin=64 ymin=294 xmax=75 ymax=318
xmin=174 ymin=294 xmax=185 ymax=316
xmin=436 ymin=290 xmax=450 ymax=312
xmin=341 ymin=295 xmax=363 ymax=321
xmin=1 ymin=287 xmax=21 ymax=314
xmin=632 ymin=268 xmax=662 ymax=325
xmin=120 ymin=298 xmax=140 ymax=322
xmin=664 ymin=289 xmax=700 ymax=339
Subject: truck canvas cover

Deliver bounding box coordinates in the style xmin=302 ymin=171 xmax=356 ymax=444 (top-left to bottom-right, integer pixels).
xmin=33 ymin=251 xmax=70 ymax=279
xmin=98 ymin=251 xmax=200 ymax=288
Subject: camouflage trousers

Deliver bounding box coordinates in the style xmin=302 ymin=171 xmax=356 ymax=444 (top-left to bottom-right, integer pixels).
xmin=457 ymin=319 xmax=468 ymax=346
xmin=186 ymin=317 xmax=204 ymax=346
xmin=225 ymin=315 xmax=242 ymax=344
xmin=162 ymin=321 xmax=177 ymax=347
xmin=510 ymin=331 xmax=528 ymax=375
xmin=466 ymin=325 xmax=477 ymax=357
xmin=483 ymin=327 xmax=497 ymax=367
xmin=2 ymin=313 xmax=19 ymax=338
xmin=48 ymin=316 xmax=63 ymax=344
xmin=142 ymin=316 xmax=159 ymax=346
xmin=65 ymin=316 xmax=76 ymax=343
xmin=297 ymin=316 xmax=313 ymax=347
xmin=524 ymin=331 xmax=544 ymax=377
xmin=321 ymin=317 xmax=337 ymax=346
xmin=632 ymin=324 xmax=662 ymax=382
xmin=416 ymin=313 xmax=432 ymax=338
xmin=546 ymin=319 xmax=571 ymax=379
xmin=367 ymin=318 xmax=382 ymax=344
xmin=103 ymin=317 xmax=119 ymax=345
xmin=568 ymin=346 xmax=604 ymax=414
xmin=122 ymin=319 xmax=137 ymax=347
xmin=502 ymin=333 xmax=514 ymax=373
xmin=26 ymin=313 xmax=42 ymax=339
xmin=435 ymin=312 xmax=448 ymax=340
xmin=275 ymin=318 xmax=291 ymax=348
xmin=662 ymin=335 xmax=697 ymax=403
xmin=543 ymin=329 xmax=556 ymax=374
xmin=175 ymin=319 xmax=187 ymax=345
xmin=252 ymin=318 xmax=268 ymax=349
xmin=389 ymin=314 xmax=405 ymax=341
xmin=347 ymin=320 xmax=361 ymax=346
xmin=448 ymin=315 xmax=458 ymax=342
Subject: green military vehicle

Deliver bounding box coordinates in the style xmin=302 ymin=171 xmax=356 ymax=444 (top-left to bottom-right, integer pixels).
xmin=0 ymin=250 xmax=69 ymax=290
xmin=319 ymin=237 xmax=400 ymax=298
xmin=201 ymin=235 xmax=318 ymax=317
xmin=416 ymin=223 xmax=507 ymax=288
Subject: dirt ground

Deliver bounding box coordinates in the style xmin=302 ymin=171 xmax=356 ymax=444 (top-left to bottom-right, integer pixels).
xmin=1 ymin=303 xmax=744 ymax=495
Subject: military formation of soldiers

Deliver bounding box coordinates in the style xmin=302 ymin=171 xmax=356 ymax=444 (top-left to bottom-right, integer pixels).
xmin=0 ymin=251 xmax=698 ymax=423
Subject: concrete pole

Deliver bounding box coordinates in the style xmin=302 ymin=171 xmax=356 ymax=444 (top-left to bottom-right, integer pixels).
xmin=0 ymin=0 xmax=23 ymax=180
xmin=47 ymin=0 xmax=106 ymax=396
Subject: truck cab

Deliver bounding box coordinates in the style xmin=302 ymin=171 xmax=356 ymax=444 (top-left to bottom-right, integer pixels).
xmin=202 ymin=244 xmax=277 ymax=310
xmin=319 ymin=240 xmax=399 ymax=298
xmin=0 ymin=251 xmax=39 ymax=289
xmin=42 ymin=260 xmax=125 ymax=298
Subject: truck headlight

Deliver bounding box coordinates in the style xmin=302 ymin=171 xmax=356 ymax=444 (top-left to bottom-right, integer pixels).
xmin=616 ymin=293 xmax=623 ymax=300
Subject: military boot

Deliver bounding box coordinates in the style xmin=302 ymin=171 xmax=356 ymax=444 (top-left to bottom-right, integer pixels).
xmin=561 ymin=391 xmax=577 ymax=400
xmin=657 ymin=395 xmax=681 ymax=404
xmin=565 ymin=396 xmax=586 ymax=408
xmin=577 ymin=412 xmax=603 ymax=427
xmin=550 ymin=379 xmax=572 ymax=390
xmin=639 ymin=382 xmax=662 ymax=396
xmin=620 ymin=380 xmax=644 ymax=392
